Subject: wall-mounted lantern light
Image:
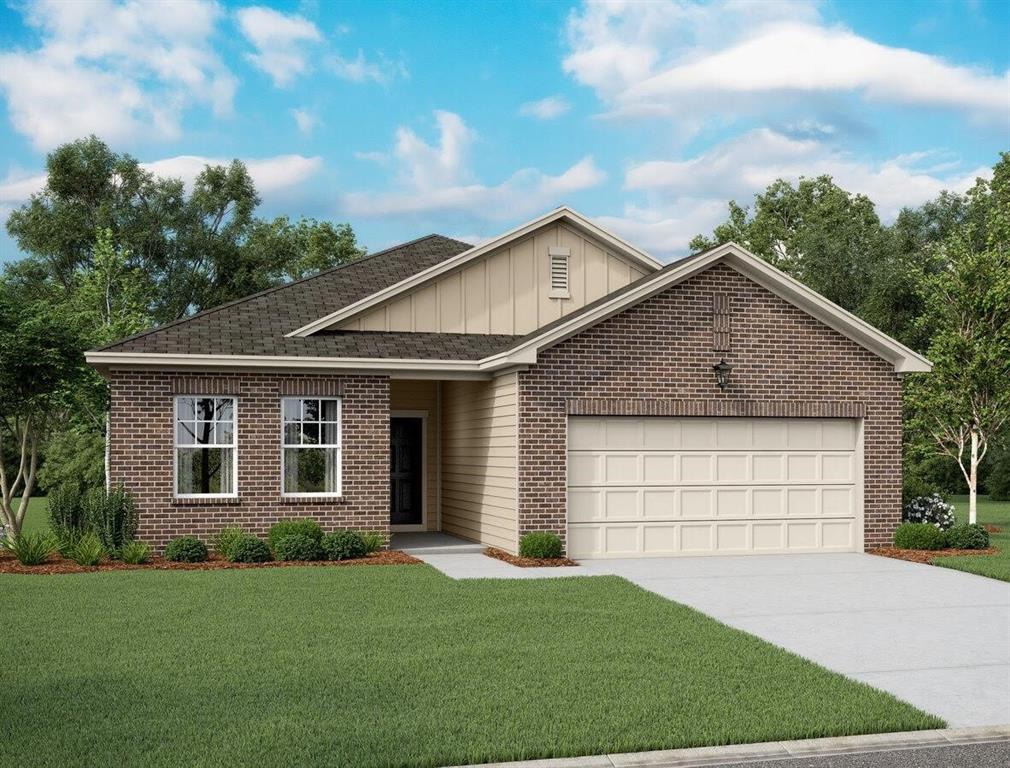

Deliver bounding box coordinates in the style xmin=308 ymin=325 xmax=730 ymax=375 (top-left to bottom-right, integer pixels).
xmin=713 ymin=359 xmax=732 ymax=391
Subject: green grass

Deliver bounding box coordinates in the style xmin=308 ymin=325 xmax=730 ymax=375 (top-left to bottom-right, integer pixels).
xmin=0 ymin=496 xmax=48 ymax=536
xmin=933 ymin=494 xmax=1010 ymax=582
xmin=0 ymin=566 xmax=940 ymax=767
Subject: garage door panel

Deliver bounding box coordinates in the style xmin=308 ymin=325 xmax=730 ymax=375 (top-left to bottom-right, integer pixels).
xmin=567 ymin=416 xmax=860 ymax=558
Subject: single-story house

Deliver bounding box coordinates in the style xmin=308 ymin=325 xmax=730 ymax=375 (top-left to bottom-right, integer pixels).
xmin=87 ymin=207 xmax=931 ymax=557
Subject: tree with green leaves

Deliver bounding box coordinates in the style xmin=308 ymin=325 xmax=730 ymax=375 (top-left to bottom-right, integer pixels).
xmin=0 ymin=287 xmax=86 ymax=538
xmin=905 ymin=153 xmax=1010 ymax=523
xmin=6 ymin=136 xmax=366 ymax=323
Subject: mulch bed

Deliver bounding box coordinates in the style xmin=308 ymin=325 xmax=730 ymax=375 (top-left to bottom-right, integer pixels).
xmin=484 ymin=547 xmax=578 ymax=568
xmin=868 ymin=546 xmax=998 ymax=565
xmin=984 ymin=524 xmax=1002 ymax=534
xmin=0 ymin=549 xmax=421 ymax=576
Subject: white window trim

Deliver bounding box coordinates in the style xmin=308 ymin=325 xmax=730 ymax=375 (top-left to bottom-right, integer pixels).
xmin=548 ymin=246 xmax=571 ymax=299
xmin=280 ymin=397 xmax=343 ymax=498
xmin=173 ymin=395 xmax=239 ymax=499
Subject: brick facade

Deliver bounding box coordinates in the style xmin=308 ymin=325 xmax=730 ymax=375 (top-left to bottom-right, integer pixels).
xmin=517 ymin=262 xmax=904 ymax=552
xmin=109 ymin=371 xmax=390 ymax=550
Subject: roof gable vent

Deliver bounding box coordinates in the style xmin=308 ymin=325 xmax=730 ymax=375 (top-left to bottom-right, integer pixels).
xmin=549 ymin=246 xmax=570 ymax=298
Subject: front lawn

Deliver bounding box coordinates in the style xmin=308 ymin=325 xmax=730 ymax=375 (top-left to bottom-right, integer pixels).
xmin=933 ymin=494 xmax=1010 ymax=582
xmin=1 ymin=566 xmax=940 ymax=767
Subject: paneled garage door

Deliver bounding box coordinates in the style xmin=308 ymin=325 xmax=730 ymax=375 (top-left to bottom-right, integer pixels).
xmin=567 ymin=417 xmax=861 ymax=559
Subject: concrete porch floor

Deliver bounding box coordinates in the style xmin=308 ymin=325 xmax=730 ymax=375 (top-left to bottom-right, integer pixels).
xmin=390 ymin=532 xmax=485 ymax=555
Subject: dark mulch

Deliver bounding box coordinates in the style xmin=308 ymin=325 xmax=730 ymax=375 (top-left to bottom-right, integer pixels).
xmin=984 ymin=524 xmax=1002 ymax=534
xmin=0 ymin=549 xmax=421 ymax=575
xmin=484 ymin=547 xmax=578 ymax=568
xmin=868 ymin=546 xmax=998 ymax=565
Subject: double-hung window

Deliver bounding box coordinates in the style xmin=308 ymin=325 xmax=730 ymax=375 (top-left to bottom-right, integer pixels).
xmin=282 ymin=398 xmax=341 ymax=496
xmin=175 ymin=397 xmax=237 ymax=497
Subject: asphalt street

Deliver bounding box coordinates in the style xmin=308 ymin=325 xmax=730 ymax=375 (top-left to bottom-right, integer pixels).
xmin=713 ymin=740 xmax=1010 ymax=768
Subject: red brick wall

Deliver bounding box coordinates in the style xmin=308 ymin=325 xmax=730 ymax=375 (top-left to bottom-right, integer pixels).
xmin=108 ymin=371 xmax=389 ymax=550
xmin=517 ymin=262 xmax=904 ymax=552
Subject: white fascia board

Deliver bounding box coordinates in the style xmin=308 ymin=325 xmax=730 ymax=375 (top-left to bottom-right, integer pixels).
xmin=285 ymin=206 xmax=664 ymax=338
xmin=480 ymin=242 xmax=932 ymax=374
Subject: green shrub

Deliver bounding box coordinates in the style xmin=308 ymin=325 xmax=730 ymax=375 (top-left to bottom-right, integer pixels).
xmin=519 ymin=532 xmax=563 ymax=559
xmin=944 ymin=523 xmax=990 ymax=550
xmin=6 ymin=532 xmax=55 ymax=565
xmin=47 ymin=484 xmax=88 ymax=540
xmin=164 ymin=536 xmax=208 ymax=563
xmin=321 ymin=530 xmax=367 ymax=561
xmin=212 ymin=526 xmax=247 ymax=559
xmin=893 ymin=523 xmax=947 ymax=551
xmin=84 ymin=483 xmax=137 ymax=554
xmin=37 ymin=428 xmax=105 ymax=494
xmin=360 ymin=531 xmax=385 ymax=554
xmin=69 ymin=532 xmax=105 ymax=566
xmin=987 ymin=449 xmax=1010 ymax=501
xmin=54 ymin=527 xmax=83 ymax=558
xmin=228 ymin=536 xmax=272 ymax=563
xmin=273 ymin=534 xmax=322 ymax=561
xmin=268 ymin=518 xmax=323 ymax=551
xmin=119 ymin=540 xmax=151 ymax=565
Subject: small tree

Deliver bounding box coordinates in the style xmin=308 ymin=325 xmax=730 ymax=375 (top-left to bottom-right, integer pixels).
xmin=0 ymin=287 xmax=84 ymax=538
xmin=907 ymin=157 xmax=1010 ymax=523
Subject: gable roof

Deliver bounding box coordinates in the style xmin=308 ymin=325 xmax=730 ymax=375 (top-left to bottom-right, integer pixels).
xmin=285 ymin=206 xmax=665 ymax=338
xmin=93 ymin=234 xmax=476 ymax=358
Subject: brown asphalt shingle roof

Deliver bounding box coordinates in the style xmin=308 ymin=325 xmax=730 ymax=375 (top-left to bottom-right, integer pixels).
xmin=99 ymin=234 xmax=524 ymax=360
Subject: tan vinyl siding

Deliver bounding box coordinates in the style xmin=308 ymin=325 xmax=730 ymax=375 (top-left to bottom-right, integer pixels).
xmin=440 ymin=373 xmax=518 ymax=552
xmin=389 ymin=380 xmax=440 ymax=531
xmin=339 ymin=223 xmax=649 ymax=334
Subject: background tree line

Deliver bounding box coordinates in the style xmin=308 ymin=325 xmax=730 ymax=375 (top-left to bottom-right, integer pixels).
xmin=1 ymin=137 xmax=1007 ymax=535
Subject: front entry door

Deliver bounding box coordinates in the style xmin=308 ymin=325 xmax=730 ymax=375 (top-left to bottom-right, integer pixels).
xmin=390 ymin=417 xmax=423 ymax=526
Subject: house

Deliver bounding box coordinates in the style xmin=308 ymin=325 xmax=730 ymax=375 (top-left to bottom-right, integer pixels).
xmin=86 ymin=207 xmax=931 ymax=558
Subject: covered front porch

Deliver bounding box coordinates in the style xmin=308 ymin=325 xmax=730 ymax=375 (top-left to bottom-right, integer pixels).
xmin=387 ymin=377 xmax=519 ymax=554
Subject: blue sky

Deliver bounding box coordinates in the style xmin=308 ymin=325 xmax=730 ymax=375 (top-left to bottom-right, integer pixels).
xmin=1 ymin=0 xmax=1007 ymax=263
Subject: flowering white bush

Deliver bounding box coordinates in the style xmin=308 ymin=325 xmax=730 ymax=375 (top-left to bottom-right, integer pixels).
xmin=903 ymin=494 xmax=955 ymax=530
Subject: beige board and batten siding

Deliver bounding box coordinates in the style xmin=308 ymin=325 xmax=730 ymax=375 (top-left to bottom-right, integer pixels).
xmin=389 ymin=380 xmax=440 ymax=531
xmin=440 ymin=373 xmax=518 ymax=552
xmin=339 ymin=223 xmax=649 ymax=335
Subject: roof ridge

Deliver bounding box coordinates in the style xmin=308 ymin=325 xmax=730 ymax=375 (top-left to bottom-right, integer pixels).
xmin=96 ymin=233 xmax=472 ymax=352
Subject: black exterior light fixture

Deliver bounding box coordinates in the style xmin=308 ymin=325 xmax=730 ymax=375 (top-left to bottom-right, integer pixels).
xmin=713 ymin=359 xmax=732 ymax=391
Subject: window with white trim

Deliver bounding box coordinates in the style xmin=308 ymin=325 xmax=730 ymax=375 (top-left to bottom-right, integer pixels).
xmin=549 ymin=246 xmax=570 ymax=298
xmin=175 ymin=397 xmax=237 ymax=496
xmin=281 ymin=398 xmax=341 ymax=496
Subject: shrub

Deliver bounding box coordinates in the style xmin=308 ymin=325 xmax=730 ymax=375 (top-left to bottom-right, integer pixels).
xmin=519 ymin=532 xmax=563 ymax=559
xmin=54 ymin=527 xmax=83 ymax=558
xmin=944 ymin=523 xmax=990 ymax=550
xmin=119 ymin=540 xmax=151 ymax=565
xmin=987 ymin=449 xmax=1010 ymax=501
xmin=228 ymin=535 xmax=273 ymax=563
xmin=893 ymin=523 xmax=947 ymax=550
xmin=268 ymin=518 xmax=323 ymax=551
xmin=6 ymin=532 xmax=55 ymax=565
xmin=322 ymin=530 xmax=367 ymax=561
xmin=359 ymin=531 xmax=385 ymax=553
xmin=212 ymin=526 xmax=247 ymax=560
xmin=903 ymin=494 xmax=955 ymax=531
xmin=273 ymin=534 xmax=322 ymax=562
xmin=84 ymin=483 xmax=138 ymax=553
xmin=164 ymin=536 xmax=208 ymax=563
xmin=48 ymin=484 xmax=88 ymax=541
xmin=69 ymin=532 xmax=105 ymax=566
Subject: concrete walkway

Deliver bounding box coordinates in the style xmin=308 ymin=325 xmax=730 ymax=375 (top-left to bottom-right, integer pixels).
xmin=416 ymin=548 xmax=1010 ymax=727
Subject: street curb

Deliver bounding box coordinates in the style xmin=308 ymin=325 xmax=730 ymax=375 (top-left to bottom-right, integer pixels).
xmin=451 ymin=724 xmax=1010 ymax=768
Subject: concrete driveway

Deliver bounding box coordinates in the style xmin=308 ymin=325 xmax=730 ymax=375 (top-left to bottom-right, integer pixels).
xmin=579 ymin=553 xmax=1010 ymax=728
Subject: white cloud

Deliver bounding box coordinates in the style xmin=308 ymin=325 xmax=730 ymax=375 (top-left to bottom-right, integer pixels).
xmin=291 ymin=109 xmax=318 ymax=135
xmin=0 ymin=0 xmax=236 ymax=151
xmin=564 ymin=1 xmax=1009 ymax=125
xmin=602 ymin=129 xmax=990 ymax=257
xmin=342 ymin=110 xmax=605 ymax=218
xmin=326 ymin=50 xmax=406 ymax=84
xmin=236 ymin=6 xmax=322 ymax=87
xmin=519 ymin=96 xmax=571 ymax=119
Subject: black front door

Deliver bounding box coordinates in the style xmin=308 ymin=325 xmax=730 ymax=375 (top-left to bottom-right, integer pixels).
xmin=390 ymin=417 xmax=423 ymax=526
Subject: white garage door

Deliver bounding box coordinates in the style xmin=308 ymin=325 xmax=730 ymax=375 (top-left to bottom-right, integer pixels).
xmin=567 ymin=417 xmax=861 ymax=559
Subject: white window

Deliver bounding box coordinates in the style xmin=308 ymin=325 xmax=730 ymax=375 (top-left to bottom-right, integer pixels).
xmin=174 ymin=397 xmax=237 ymax=497
xmin=549 ymin=246 xmax=570 ymax=298
xmin=281 ymin=398 xmax=342 ymax=496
